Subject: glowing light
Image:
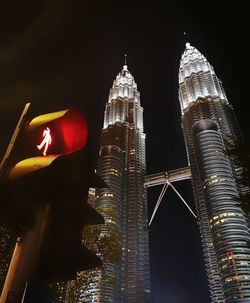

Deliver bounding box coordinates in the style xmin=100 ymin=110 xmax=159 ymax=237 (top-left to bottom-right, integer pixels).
xmin=8 ymin=155 xmax=60 ymax=179
xmin=57 ymin=109 xmax=88 ymax=154
xmin=37 ymin=127 xmax=52 ymax=156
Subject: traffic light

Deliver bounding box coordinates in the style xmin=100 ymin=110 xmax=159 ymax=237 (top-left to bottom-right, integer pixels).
xmin=31 ymin=148 xmax=106 ymax=283
xmin=0 ymin=105 xmax=106 ymax=288
xmin=7 ymin=107 xmax=88 ymax=173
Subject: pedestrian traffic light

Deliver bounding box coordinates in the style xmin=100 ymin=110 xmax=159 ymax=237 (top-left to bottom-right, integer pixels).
xmin=5 ymin=107 xmax=88 ymax=177
xmin=0 ymin=107 xmax=92 ymax=229
xmin=0 ymin=105 xmax=106 ymax=293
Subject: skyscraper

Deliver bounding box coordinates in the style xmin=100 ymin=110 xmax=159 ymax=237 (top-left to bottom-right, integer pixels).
xmin=70 ymin=63 xmax=151 ymax=303
xmin=178 ymin=43 xmax=250 ymax=302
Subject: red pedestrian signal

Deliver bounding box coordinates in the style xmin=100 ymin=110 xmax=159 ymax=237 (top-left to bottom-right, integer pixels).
xmin=7 ymin=107 xmax=88 ymax=180
xmin=24 ymin=108 xmax=88 ymax=157
xmin=37 ymin=127 xmax=52 ymax=156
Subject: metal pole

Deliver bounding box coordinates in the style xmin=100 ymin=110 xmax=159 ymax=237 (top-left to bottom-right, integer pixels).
xmin=0 ymin=103 xmax=32 ymax=303
xmin=0 ymin=103 xmax=30 ymax=175
xmin=166 ymin=180 xmax=197 ymax=219
xmin=149 ymin=181 xmax=169 ymax=226
xmin=21 ymin=282 xmax=28 ymax=303
xmin=0 ymin=204 xmax=50 ymax=303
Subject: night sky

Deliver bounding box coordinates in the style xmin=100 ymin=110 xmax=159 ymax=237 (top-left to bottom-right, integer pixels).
xmin=0 ymin=1 xmax=249 ymax=302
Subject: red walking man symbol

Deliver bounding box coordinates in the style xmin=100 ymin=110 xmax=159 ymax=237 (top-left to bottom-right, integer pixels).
xmin=37 ymin=127 xmax=52 ymax=156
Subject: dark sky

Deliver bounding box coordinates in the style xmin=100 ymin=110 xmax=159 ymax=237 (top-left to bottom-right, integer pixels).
xmin=0 ymin=1 xmax=249 ymax=303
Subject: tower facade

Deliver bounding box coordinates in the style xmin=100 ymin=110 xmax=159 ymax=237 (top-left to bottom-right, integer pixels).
xmin=178 ymin=43 xmax=250 ymax=302
xmin=76 ymin=64 xmax=151 ymax=303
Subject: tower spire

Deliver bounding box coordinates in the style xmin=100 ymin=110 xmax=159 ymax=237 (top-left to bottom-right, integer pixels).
xmin=123 ymin=54 xmax=128 ymax=71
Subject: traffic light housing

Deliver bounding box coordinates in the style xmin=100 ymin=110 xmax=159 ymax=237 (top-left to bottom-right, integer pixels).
xmin=0 ymin=105 xmax=106 ymax=284
xmin=7 ymin=107 xmax=88 ymax=175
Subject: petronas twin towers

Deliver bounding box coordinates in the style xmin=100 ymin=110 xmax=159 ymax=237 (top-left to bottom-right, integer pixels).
xmin=68 ymin=43 xmax=250 ymax=303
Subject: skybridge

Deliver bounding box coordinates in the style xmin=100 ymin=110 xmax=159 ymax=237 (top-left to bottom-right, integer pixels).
xmin=144 ymin=166 xmax=191 ymax=187
xmin=144 ymin=166 xmax=197 ymax=225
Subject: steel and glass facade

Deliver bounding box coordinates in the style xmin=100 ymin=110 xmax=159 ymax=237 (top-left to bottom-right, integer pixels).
xmin=179 ymin=43 xmax=250 ymax=302
xmin=78 ymin=64 xmax=151 ymax=303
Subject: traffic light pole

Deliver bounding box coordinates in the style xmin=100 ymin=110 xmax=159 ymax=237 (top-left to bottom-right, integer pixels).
xmin=0 ymin=204 xmax=51 ymax=303
xmin=0 ymin=103 xmax=30 ymax=176
xmin=0 ymin=104 xmax=50 ymax=302
xmin=0 ymin=103 xmax=32 ymax=302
